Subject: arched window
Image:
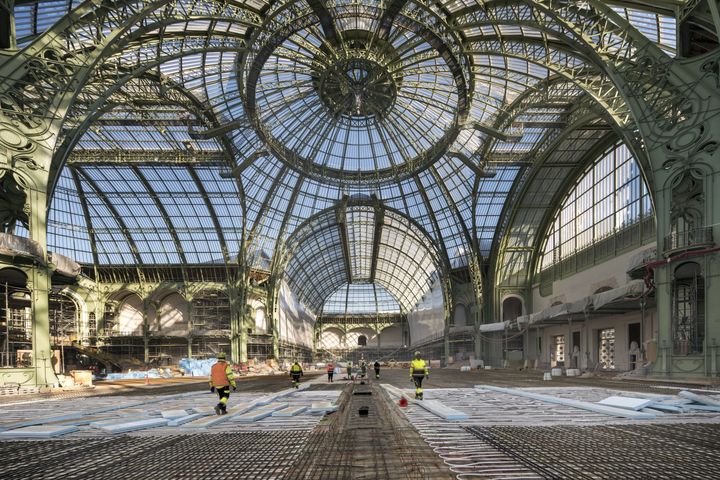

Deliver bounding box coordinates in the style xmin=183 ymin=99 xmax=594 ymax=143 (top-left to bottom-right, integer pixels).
xmin=88 ymin=313 xmax=97 ymax=337
xmin=502 ymin=297 xmax=523 ymax=321
xmin=673 ymin=262 xmax=704 ymax=355
xmin=539 ymin=143 xmax=653 ymax=271
xmin=357 ymin=335 xmax=367 ymax=346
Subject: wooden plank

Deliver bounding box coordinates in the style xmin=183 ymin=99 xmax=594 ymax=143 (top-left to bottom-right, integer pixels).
xmin=679 ymin=390 xmax=720 ymax=408
xmin=99 ymin=418 xmax=168 ymax=434
xmin=271 ymin=406 xmax=308 ymax=417
xmin=161 ymin=410 xmax=190 ymax=419
xmin=0 ymin=425 xmax=79 ymax=438
xmin=0 ymin=412 xmax=84 ymax=431
xmin=415 ymin=400 xmax=470 ymax=421
xmin=167 ymin=414 xmax=206 ymax=426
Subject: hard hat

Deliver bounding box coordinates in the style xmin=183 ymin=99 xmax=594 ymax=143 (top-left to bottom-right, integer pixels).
xmin=414 ymin=351 xmax=421 ymax=357
xmin=217 ymin=352 xmax=226 ymax=360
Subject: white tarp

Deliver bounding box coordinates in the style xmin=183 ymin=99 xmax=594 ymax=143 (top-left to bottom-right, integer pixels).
xmin=478 ymin=321 xmax=508 ymax=333
xmin=49 ymin=252 xmax=81 ymax=277
xmin=592 ymin=279 xmax=645 ymax=310
xmin=0 ymin=233 xmax=43 ymax=260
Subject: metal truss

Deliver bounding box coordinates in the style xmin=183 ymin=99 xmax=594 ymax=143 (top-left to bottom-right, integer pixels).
xmin=276 ymin=199 xmax=448 ymax=314
xmin=3 ymin=0 xmax=715 ymax=340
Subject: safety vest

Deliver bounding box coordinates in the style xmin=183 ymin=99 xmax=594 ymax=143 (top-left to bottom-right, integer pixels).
xmin=291 ymin=363 xmax=303 ymax=373
xmin=210 ymin=361 xmax=235 ymax=387
xmin=410 ymin=358 xmax=428 ymax=376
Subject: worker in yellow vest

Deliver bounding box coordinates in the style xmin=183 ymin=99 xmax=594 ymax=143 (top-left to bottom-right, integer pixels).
xmin=409 ymin=351 xmax=429 ymax=400
xmin=209 ymin=352 xmax=236 ymax=415
xmin=290 ymin=361 xmax=303 ymax=388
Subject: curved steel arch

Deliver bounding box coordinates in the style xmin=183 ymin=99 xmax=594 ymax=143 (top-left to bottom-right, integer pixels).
xmin=275 ymin=199 xmax=449 ymax=313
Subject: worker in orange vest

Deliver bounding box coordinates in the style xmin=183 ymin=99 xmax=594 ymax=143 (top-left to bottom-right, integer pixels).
xmin=209 ymin=352 xmax=236 ymax=415
xmin=326 ymin=362 xmax=334 ymax=382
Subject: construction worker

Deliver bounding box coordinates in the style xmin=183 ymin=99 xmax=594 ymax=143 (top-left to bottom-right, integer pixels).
xmin=209 ymin=352 xmax=236 ymax=415
xmin=346 ymin=361 xmax=352 ymax=380
xmin=290 ymin=361 xmax=303 ymax=388
xmin=409 ymin=351 xmax=429 ymax=400
xmin=373 ymin=360 xmax=381 ymax=379
xmin=326 ymin=362 xmax=334 ymax=382
xmin=360 ymin=360 xmax=367 ymax=379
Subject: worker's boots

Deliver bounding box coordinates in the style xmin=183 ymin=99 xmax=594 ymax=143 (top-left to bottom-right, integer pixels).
xmin=214 ymin=405 xmax=222 ymax=416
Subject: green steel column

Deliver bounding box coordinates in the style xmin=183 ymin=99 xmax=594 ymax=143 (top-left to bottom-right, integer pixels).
xmin=30 ymin=264 xmax=54 ymax=386
xmin=228 ymin=287 xmax=247 ymax=363
xmin=142 ymin=299 xmax=151 ymax=364
xmin=473 ymin=305 xmax=482 ymax=361
xmin=639 ymin=52 xmax=720 ymax=378
xmin=27 ymin=185 xmax=57 ymax=387
xmin=186 ymin=296 xmax=193 ymax=359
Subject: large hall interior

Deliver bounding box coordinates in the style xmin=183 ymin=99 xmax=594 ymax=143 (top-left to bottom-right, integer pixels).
xmin=1 ymin=0 xmax=720 ymax=478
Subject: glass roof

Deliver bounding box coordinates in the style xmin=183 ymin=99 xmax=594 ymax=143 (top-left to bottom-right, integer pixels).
xmin=49 ymin=164 xmax=243 ymax=265
xmin=282 ymin=203 xmax=441 ymax=314
xmin=322 ymin=283 xmax=401 ymax=316
xmin=26 ymin=0 xmax=677 ymax=311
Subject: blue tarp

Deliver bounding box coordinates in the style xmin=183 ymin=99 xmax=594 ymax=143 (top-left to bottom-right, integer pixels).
xmin=179 ymin=358 xmax=217 ymax=377
xmin=105 ymin=368 xmax=173 ymax=380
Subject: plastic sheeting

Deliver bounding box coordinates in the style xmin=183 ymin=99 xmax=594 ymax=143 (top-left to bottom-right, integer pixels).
xmin=0 ymin=233 xmax=43 ymax=259
xmin=49 ymin=251 xmax=81 ymax=277
xmin=407 ymin=278 xmax=444 ymax=344
xmin=105 ymin=368 xmax=174 ymax=380
xmin=478 ymin=321 xmax=508 ymax=333
xmin=627 ymin=246 xmax=657 ymax=272
xmin=179 ymin=358 xmax=217 ymax=377
xmin=592 ymin=279 xmax=645 ymax=310
xmin=278 ymin=281 xmax=315 ymax=348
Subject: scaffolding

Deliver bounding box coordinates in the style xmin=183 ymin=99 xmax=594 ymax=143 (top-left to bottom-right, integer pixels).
xmin=248 ymin=334 xmax=274 ymax=361
xmin=0 ymin=283 xmax=32 ymax=368
xmin=191 ymin=293 xmax=231 ymax=332
xmin=279 ymin=340 xmax=312 ymax=364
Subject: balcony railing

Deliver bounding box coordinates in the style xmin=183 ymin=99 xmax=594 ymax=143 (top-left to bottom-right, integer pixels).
xmin=663 ymin=227 xmax=714 ymax=254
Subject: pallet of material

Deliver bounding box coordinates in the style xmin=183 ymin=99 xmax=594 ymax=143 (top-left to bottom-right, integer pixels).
xmin=597 ymin=396 xmax=654 ymax=411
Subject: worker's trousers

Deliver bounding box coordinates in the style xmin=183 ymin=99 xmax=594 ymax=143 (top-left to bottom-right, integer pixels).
xmin=216 ymin=386 xmax=230 ymax=410
xmin=291 ymin=373 xmax=302 ymax=387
